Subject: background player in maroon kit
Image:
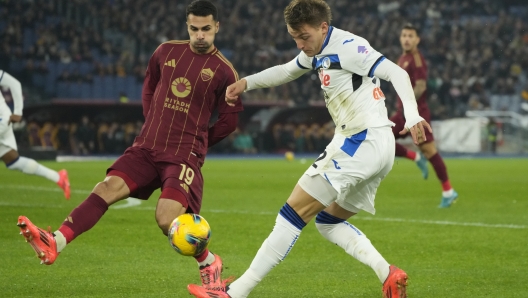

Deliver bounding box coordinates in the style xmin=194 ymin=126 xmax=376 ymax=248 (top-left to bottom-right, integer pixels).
xmin=390 ymin=24 xmax=458 ymax=208
xmin=17 ymin=0 xmax=242 ymax=291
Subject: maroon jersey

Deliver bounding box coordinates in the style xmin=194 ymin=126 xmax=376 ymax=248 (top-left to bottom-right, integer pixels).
xmin=134 ymin=40 xmax=243 ymax=163
xmin=396 ymin=50 xmax=428 ymax=115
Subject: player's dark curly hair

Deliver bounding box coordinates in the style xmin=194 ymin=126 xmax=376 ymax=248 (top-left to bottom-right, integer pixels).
xmin=186 ymin=0 xmax=218 ymax=21
xmin=284 ymin=0 xmax=332 ymax=31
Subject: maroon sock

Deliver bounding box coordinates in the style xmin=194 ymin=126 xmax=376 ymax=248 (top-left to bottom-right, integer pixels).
xmin=428 ymin=153 xmax=449 ymax=184
xmin=194 ymin=248 xmax=210 ymax=263
xmin=58 ymin=193 xmax=109 ymax=243
xmin=395 ymin=143 xmax=416 ymax=160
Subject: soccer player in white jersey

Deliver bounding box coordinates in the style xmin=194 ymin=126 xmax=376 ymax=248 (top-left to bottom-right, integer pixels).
xmin=188 ymin=0 xmax=431 ymax=297
xmin=0 ymin=70 xmax=70 ymax=199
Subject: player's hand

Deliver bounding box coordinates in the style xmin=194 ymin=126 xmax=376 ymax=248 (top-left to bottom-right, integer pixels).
xmin=225 ymin=79 xmax=247 ymax=107
xmin=8 ymin=114 xmax=22 ymax=125
xmin=400 ymin=120 xmax=432 ymax=145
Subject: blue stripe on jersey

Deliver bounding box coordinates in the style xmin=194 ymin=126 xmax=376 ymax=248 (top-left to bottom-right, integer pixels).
xmin=0 ymin=70 xmax=4 ymax=83
xmin=315 ymin=211 xmax=345 ymax=224
xmin=368 ymin=56 xmax=386 ymax=78
xmin=318 ymin=26 xmax=334 ymax=54
xmin=296 ymin=58 xmax=309 ymax=69
xmin=340 ymin=129 xmax=368 ymax=157
xmin=323 ymin=173 xmax=333 ymax=185
xmin=279 ymin=203 xmax=306 ymax=230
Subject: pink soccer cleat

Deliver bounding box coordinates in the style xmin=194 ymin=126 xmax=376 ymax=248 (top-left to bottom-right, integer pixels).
xmin=199 ymin=254 xmax=225 ymax=290
xmin=57 ymin=169 xmax=70 ymax=200
xmin=382 ymin=265 xmax=408 ymax=298
xmin=187 ymin=283 xmax=231 ymax=298
xmin=17 ymin=216 xmax=58 ymax=265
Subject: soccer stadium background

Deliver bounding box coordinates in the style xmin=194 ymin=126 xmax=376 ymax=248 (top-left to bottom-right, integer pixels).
xmin=1 ymin=0 xmax=527 ymax=156
xmin=1 ymin=1 xmax=528 ymax=297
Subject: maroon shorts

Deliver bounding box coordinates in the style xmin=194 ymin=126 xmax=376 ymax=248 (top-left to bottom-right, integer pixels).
xmin=390 ymin=110 xmax=434 ymax=143
xmin=107 ymin=146 xmax=204 ymax=213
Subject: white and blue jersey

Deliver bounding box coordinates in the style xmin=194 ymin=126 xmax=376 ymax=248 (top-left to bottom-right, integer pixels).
xmin=295 ymin=26 xmax=394 ymax=136
xmin=243 ymin=27 xmax=421 ymax=214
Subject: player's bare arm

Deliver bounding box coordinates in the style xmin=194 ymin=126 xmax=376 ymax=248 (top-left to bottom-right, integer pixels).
xmin=8 ymin=115 xmax=22 ymax=124
xmin=413 ymin=79 xmax=426 ymax=100
xmin=225 ymin=79 xmax=247 ymax=106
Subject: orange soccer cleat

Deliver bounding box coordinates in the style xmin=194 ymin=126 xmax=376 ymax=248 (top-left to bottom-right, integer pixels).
xmin=382 ymin=265 xmax=408 ymax=298
xmin=57 ymin=169 xmax=70 ymax=200
xmin=187 ymin=283 xmax=232 ymax=298
xmin=199 ymin=254 xmax=228 ymax=290
xmin=17 ymin=216 xmax=58 ymax=265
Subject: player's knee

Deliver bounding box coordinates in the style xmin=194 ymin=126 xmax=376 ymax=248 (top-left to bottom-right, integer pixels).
xmin=6 ymin=156 xmax=38 ymax=174
xmin=92 ymin=180 xmax=125 ymax=204
xmin=155 ymin=215 xmax=172 ymax=236
xmin=315 ymin=211 xmax=340 ymax=239
xmin=421 ymin=146 xmax=437 ymax=159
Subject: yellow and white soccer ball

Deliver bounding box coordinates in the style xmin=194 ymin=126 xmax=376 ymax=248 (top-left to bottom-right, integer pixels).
xmin=168 ymin=213 xmax=211 ymax=256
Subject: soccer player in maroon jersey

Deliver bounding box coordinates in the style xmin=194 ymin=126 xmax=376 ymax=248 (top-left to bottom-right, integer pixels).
xmin=16 ymin=0 xmax=242 ymax=291
xmin=390 ymin=24 xmax=458 ymax=208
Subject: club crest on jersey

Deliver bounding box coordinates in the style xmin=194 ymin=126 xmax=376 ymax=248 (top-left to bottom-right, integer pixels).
xmin=201 ymin=68 xmax=214 ymax=81
xmin=321 ymin=57 xmax=331 ymax=69
xmin=171 ymin=77 xmax=192 ymax=98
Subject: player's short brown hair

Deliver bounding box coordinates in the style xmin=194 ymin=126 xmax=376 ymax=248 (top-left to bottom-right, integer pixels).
xmin=284 ymin=0 xmax=332 ymax=31
xmin=402 ymin=23 xmax=420 ymax=36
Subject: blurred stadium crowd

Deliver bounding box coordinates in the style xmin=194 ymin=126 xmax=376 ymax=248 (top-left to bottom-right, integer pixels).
xmin=1 ymin=0 xmax=527 ymax=154
xmin=12 ymin=115 xmax=339 ymax=155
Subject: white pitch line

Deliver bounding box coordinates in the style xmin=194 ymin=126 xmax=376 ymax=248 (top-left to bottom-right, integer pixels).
xmin=0 ymin=184 xmax=91 ymax=195
xmin=1 ymin=185 xmax=526 ymax=230
xmin=0 ymin=184 xmax=141 ymax=209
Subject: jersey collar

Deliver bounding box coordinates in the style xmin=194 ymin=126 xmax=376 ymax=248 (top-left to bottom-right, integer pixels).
xmin=317 ymin=26 xmax=334 ymax=55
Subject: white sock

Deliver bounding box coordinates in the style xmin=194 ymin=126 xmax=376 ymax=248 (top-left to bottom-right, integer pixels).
xmin=316 ymin=215 xmax=390 ymax=283
xmin=442 ymin=189 xmax=454 ymax=197
xmin=53 ymin=230 xmax=67 ymax=253
xmin=7 ymin=156 xmax=60 ymax=183
xmin=197 ymin=250 xmax=216 ymax=267
xmin=228 ymin=209 xmax=303 ymax=298
xmin=414 ymin=153 xmax=421 ymax=162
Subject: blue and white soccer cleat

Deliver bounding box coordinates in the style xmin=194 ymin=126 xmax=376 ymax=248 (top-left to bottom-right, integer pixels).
xmin=415 ymin=152 xmax=429 ymax=179
xmin=439 ymin=190 xmax=458 ymax=208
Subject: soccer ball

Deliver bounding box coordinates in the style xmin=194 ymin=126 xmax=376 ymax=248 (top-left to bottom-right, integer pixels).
xmin=168 ymin=213 xmax=211 ymax=256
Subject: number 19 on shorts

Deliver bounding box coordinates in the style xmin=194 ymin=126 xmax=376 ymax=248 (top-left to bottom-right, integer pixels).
xmin=179 ymin=164 xmax=195 ymax=186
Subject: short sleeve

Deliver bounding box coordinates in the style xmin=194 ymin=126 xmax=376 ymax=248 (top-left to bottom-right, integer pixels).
xmin=339 ymin=38 xmax=384 ymax=77
xmin=296 ymin=51 xmax=313 ymax=70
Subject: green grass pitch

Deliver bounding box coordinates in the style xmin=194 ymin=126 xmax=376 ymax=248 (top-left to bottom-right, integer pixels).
xmin=1 ymin=157 xmax=527 ymax=297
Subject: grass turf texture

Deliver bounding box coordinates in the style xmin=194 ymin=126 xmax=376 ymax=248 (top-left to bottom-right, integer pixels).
xmin=1 ymin=158 xmax=527 ymax=297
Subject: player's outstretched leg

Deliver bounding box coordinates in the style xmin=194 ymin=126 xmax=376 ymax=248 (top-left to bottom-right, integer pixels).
xmin=395 ymin=143 xmax=428 ymax=179
xmin=17 ymin=216 xmax=58 ymax=265
xmin=315 ymin=210 xmax=408 ymax=297
xmin=17 ymin=176 xmax=128 ymax=265
xmin=188 ymin=203 xmax=306 ymax=298
xmin=6 ymin=155 xmax=71 ymax=199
